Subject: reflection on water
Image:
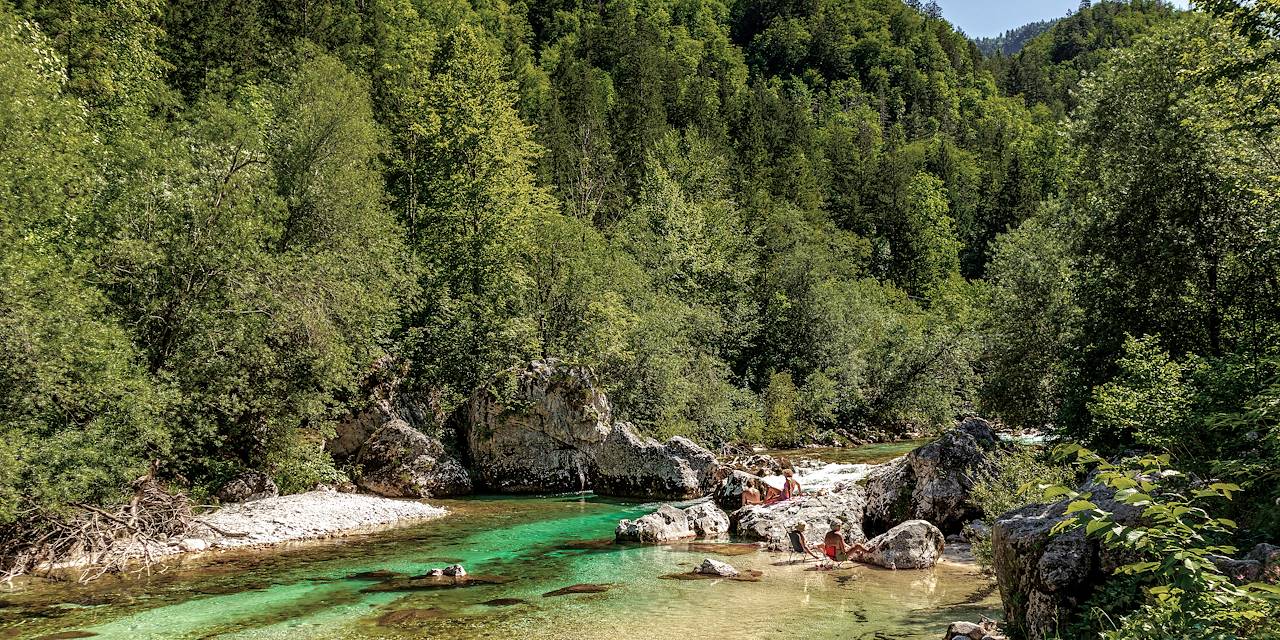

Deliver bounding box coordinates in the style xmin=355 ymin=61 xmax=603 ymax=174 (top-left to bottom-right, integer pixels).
xmin=2 ymin=492 xmax=998 ymax=639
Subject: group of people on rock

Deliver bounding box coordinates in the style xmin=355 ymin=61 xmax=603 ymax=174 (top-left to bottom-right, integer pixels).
xmin=739 ymin=468 xmax=801 ymax=507
xmin=736 ymin=467 xmax=870 ymax=566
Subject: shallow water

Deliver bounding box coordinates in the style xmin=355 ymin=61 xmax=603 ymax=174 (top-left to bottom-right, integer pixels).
xmin=2 ymin=492 xmax=998 ymax=640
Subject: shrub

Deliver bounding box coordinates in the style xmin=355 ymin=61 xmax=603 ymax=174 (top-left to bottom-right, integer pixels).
xmin=969 ymin=445 xmax=1075 ymax=569
xmin=1041 ymin=445 xmax=1280 ymax=639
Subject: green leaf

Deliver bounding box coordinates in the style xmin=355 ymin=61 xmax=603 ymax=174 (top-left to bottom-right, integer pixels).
xmin=1065 ymin=499 xmax=1097 ymax=515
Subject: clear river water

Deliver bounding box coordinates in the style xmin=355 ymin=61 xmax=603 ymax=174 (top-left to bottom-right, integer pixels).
xmin=1 ymin=443 xmax=999 ymax=640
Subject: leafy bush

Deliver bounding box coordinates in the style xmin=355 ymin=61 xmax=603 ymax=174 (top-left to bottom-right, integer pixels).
xmin=1042 ymin=445 xmax=1280 ymax=639
xmin=969 ymin=445 xmax=1075 ymax=569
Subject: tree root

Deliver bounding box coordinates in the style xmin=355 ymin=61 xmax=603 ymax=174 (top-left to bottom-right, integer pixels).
xmin=0 ymin=473 xmax=197 ymax=584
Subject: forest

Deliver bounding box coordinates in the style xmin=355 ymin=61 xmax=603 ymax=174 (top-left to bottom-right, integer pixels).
xmin=2 ymin=0 xmax=1280 ymax=635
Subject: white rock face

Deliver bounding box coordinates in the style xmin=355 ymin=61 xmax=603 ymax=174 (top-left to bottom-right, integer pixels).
xmin=615 ymin=504 xmax=695 ymax=543
xmin=695 ymin=558 xmax=740 ymax=577
xmin=683 ymin=502 xmax=731 ymax=538
xmin=355 ymin=419 xmax=473 ymax=498
xmin=730 ymin=490 xmax=869 ymax=546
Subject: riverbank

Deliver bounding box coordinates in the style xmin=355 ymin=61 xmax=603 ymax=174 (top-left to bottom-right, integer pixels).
xmin=28 ymin=490 xmax=448 ymax=582
xmin=189 ymin=490 xmax=449 ymax=551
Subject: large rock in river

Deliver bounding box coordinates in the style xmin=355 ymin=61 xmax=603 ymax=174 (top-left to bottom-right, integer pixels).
xmin=864 ymin=417 xmax=1002 ymax=535
xmin=731 ymin=490 xmax=868 ymax=545
xmin=356 ymin=420 xmax=473 ymax=498
xmin=684 ymin=502 xmax=731 ymax=538
xmin=616 ymin=505 xmax=695 ymax=543
xmin=854 ymin=520 xmax=944 ymax=570
xmin=453 ymin=360 xmax=719 ymax=499
xmin=992 ymin=484 xmax=1143 ymax=640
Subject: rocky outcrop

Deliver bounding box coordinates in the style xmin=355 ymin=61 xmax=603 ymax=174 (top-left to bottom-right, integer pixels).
xmin=730 ymin=490 xmax=868 ymax=545
xmin=454 ymin=360 xmax=719 ymax=499
xmin=992 ymin=485 xmax=1143 ymax=640
xmin=864 ymin=417 xmax=1002 ymax=535
xmin=355 ymin=420 xmax=473 ymax=498
xmin=329 ymin=358 xmax=436 ymax=460
xmin=684 ymin=502 xmax=731 ymax=538
xmin=616 ymin=505 xmax=695 ymax=543
xmin=854 ymin=520 xmax=944 ymax=570
xmin=215 ymin=471 xmax=278 ymax=503
xmin=1213 ymin=543 xmax=1280 ymax=584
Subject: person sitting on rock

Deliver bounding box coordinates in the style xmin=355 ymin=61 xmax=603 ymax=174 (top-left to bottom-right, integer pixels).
xmin=761 ymin=475 xmax=786 ymax=504
xmin=822 ymin=521 xmax=868 ymax=565
xmin=782 ymin=469 xmax=802 ymax=499
xmin=788 ymin=522 xmax=824 ymax=562
xmin=741 ymin=481 xmax=763 ymax=507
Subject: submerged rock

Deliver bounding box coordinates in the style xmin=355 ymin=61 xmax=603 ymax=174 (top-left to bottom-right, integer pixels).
xmin=730 ymin=490 xmax=868 ymax=546
xmin=683 ymin=502 xmax=731 ymax=538
xmin=864 ymin=418 xmax=1002 ymax=535
xmin=543 ymin=583 xmax=614 ymax=597
xmin=453 ymin=360 xmax=719 ymax=499
xmin=695 ymin=558 xmax=740 ymax=577
xmin=616 ymin=505 xmax=694 ymax=543
xmin=361 ymin=574 xmax=512 ymax=593
xmin=854 ymin=520 xmax=944 ymax=570
xmin=355 ymin=420 xmax=473 ymax=498
xmin=215 ymin=471 xmax=278 ymax=504
xmin=480 ymin=598 xmax=527 ymax=607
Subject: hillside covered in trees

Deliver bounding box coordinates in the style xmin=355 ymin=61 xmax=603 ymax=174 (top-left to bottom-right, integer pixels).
xmin=4 ymin=1 xmax=1280 ymax=631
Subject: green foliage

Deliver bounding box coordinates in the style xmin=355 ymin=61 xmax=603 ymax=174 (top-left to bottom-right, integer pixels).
xmin=969 ymin=445 xmax=1075 ymax=570
xmin=1043 ymin=445 xmax=1280 ymax=639
xmin=979 ymin=209 xmax=1081 ymax=429
xmin=1088 ymin=335 xmax=1196 ymax=453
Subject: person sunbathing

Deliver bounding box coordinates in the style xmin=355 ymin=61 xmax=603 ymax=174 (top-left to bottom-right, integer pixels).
xmin=741 ymin=483 xmax=763 ymax=506
xmin=822 ymin=521 xmax=869 ymax=563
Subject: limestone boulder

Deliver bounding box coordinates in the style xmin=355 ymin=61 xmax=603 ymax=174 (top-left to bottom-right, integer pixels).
xmin=616 ymin=505 xmax=695 ymax=543
xmin=992 ymin=484 xmax=1143 ymax=640
xmin=454 ymin=360 xmax=719 ymax=499
xmin=329 ymin=357 xmax=435 ymax=460
xmin=683 ymin=502 xmax=731 ymax=538
xmin=864 ymin=417 xmax=1002 ymax=535
xmin=216 ymin=471 xmax=278 ymax=503
xmin=730 ymin=489 xmax=868 ymax=546
xmin=855 ymin=520 xmax=944 ymax=570
xmin=356 ymin=420 xmax=473 ymax=498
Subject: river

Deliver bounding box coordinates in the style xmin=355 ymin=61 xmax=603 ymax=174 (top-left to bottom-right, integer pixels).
xmin=2 ymin=444 xmax=998 ymax=640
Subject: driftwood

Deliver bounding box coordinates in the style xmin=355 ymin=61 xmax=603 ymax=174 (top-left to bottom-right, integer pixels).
xmin=0 ymin=471 xmax=198 ymax=584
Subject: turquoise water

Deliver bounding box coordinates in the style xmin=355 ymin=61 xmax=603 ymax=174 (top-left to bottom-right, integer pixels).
xmin=1 ymin=494 xmax=998 ymax=640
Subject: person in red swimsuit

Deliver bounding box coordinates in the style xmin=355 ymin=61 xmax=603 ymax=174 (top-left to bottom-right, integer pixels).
xmin=822 ymin=521 xmax=869 ymax=563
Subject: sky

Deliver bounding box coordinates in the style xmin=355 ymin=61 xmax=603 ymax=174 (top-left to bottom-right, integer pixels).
xmin=944 ymin=0 xmax=1191 ymax=38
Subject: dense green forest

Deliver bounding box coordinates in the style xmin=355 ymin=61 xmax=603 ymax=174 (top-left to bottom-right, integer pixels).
xmin=3 ymin=0 xmax=1280 ymax=605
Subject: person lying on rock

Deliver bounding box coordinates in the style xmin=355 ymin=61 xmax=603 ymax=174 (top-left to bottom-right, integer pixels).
xmin=763 ymin=469 xmax=803 ymax=505
xmin=822 ymin=521 xmax=869 ymax=564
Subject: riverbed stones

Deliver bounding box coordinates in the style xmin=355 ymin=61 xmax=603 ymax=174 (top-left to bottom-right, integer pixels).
xmin=453 ymin=360 xmax=719 ymax=499
xmin=992 ymin=484 xmax=1143 ymax=640
xmin=864 ymin=417 xmax=1002 ymax=535
xmin=684 ymin=502 xmax=731 ymax=538
xmin=730 ymin=490 xmax=868 ymax=545
xmin=616 ymin=505 xmax=695 ymax=543
xmin=355 ymin=420 xmax=473 ymax=498
xmin=543 ymin=583 xmax=614 ymax=596
xmin=215 ymin=471 xmax=278 ymax=503
xmin=695 ymin=558 xmax=740 ymax=577
xmin=854 ymin=520 xmax=944 ymax=569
